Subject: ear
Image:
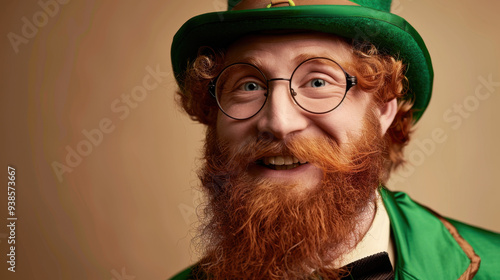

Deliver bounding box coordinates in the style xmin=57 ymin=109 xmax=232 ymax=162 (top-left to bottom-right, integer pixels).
xmin=377 ymin=98 xmax=398 ymax=136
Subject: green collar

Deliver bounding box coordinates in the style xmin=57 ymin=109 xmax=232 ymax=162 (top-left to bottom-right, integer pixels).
xmin=380 ymin=187 xmax=472 ymax=279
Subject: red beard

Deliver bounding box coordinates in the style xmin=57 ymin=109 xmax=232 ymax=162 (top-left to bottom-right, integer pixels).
xmin=194 ymin=113 xmax=388 ymax=280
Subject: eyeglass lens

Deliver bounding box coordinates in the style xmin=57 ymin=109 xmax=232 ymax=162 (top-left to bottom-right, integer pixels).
xmin=215 ymin=58 xmax=349 ymax=120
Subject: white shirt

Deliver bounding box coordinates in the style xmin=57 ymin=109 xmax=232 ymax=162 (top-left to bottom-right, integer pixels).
xmin=338 ymin=192 xmax=395 ymax=268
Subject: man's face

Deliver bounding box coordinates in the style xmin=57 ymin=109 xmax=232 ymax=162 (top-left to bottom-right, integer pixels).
xmin=198 ymin=32 xmax=391 ymax=279
xmin=216 ymin=32 xmax=375 ymax=191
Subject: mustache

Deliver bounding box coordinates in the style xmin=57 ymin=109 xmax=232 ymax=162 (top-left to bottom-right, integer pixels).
xmin=211 ymin=132 xmax=382 ymax=174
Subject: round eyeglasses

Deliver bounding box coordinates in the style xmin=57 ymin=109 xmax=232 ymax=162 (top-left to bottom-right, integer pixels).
xmin=209 ymin=57 xmax=357 ymax=120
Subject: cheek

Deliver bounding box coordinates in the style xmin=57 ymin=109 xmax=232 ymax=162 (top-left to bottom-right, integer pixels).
xmin=310 ymin=97 xmax=371 ymax=143
xmin=216 ymin=112 xmax=255 ymax=144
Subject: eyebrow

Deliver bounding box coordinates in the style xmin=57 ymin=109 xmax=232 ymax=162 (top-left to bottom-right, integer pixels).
xmin=235 ymin=52 xmax=346 ymax=70
xmin=236 ymin=56 xmax=267 ymax=68
xmin=293 ymin=52 xmax=346 ymax=65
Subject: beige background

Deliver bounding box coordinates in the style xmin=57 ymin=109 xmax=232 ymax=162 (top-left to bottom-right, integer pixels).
xmin=0 ymin=0 xmax=499 ymax=279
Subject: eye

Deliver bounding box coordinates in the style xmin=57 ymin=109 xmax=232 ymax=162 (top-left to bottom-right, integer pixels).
xmin=309 ymin=78 xmax=328 ymax=88
xmin=241 ymin=81 xmax=264 ymax=91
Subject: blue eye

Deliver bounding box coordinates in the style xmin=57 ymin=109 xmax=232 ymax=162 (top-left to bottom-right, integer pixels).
xmin=309 ymin=79 xmax=327 ymax=88
xmin=242 ymin=82 xmax=263 ymax=91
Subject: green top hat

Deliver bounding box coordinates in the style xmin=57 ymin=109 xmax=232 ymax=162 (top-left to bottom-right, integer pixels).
xmin=171 ymin=0 xmax=433 ymax=121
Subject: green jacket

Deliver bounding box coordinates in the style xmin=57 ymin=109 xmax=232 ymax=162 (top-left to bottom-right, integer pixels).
xmin=171 ymin=188 xmax=500 ymax=279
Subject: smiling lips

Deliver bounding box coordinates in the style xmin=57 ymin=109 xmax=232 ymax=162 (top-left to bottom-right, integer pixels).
xmin=259 ymin=155 xmax=308 ymax=170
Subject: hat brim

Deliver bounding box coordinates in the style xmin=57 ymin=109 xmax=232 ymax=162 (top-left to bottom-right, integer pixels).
xmin=171 ymin=5 xmax=433 ymax=122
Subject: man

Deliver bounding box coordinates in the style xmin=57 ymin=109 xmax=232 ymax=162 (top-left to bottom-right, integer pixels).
xmin=169 ymin=0 xmax=500 ymax=279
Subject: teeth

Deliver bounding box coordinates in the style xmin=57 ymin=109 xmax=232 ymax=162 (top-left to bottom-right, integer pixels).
xmin=275 ymin=156 xmax=285 ymax=165
xmin=260 ymin=155 xmax=307 ymax=167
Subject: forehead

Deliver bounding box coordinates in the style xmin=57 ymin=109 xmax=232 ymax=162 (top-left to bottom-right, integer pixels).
xmin=224 ymin=32 xmax=354 ymax=66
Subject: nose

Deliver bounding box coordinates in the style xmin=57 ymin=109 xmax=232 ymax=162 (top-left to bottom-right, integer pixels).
xmin=256 ymin=80 xmax=308 ymax=140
